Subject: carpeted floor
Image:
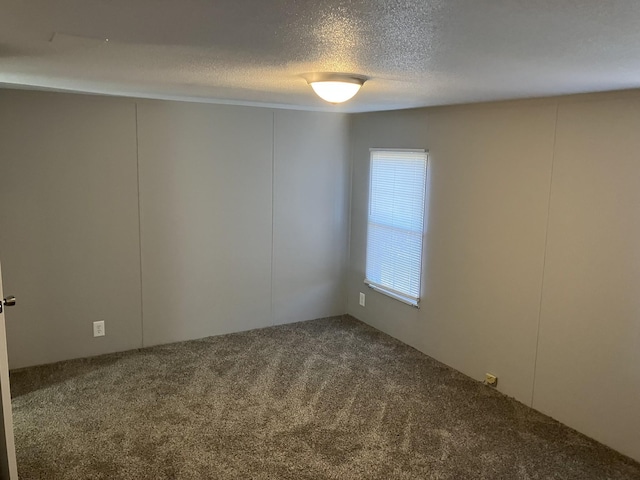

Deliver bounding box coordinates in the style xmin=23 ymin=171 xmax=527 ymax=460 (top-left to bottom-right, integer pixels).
xmin=9 ymin=315 xmax=640 ymax=480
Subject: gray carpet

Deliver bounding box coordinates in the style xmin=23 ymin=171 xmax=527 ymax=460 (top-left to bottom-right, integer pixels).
xmin=9 ymin=315 xmax=640 ymax=479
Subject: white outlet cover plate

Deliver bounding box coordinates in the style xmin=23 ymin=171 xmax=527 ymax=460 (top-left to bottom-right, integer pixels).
xmin=93 ymin=321 xmax=105 ymax=337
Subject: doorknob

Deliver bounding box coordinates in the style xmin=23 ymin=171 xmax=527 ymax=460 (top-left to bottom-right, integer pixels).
xmin=0 ymin=296 xmax=15 ymax=314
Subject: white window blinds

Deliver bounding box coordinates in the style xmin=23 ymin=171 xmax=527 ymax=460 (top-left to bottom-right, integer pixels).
xmin=365 ymin=149 xmax=428 ymax=307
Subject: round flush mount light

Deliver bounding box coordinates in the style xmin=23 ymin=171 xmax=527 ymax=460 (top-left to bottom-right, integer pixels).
xmin=304 ymin=73 xmax=367 ymax=104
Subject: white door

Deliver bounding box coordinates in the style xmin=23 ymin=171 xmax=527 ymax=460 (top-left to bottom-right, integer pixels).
xmin=0 ymin=263 xmax=17 ymax=479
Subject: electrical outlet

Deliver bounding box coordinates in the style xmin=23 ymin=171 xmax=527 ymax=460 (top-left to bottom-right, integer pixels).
xmin=93 ymin=320 xmax=105 ymax=337
xmin=485 ymin=373 xmax=498 ymax=387
xmin=359 ymin=292 xmax=366 ymax=307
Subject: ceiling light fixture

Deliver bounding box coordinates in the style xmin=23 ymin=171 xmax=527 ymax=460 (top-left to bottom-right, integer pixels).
xmin=304 ymin=73 xmax=367 ymax=104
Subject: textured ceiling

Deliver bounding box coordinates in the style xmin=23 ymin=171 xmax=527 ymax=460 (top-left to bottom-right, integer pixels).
xmin=1 ymin=0 xmax=640 ymax=112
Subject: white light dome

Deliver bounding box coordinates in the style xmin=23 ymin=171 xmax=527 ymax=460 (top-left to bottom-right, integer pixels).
xmin=305 ymin=74 xmax=367 ymax=104
xmin=310 ymin=81 xmax=362 ymax=103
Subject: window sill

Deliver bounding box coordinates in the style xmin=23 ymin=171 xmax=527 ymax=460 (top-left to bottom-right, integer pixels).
xmin=364 ymin=281 xmax=420 ymax=308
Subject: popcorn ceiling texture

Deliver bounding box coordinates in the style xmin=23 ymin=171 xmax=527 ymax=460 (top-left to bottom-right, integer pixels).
xmin=10 ymin=316 xmax=640 ymax=479
xmin=1 ymin=1 xmax=640 ymax=111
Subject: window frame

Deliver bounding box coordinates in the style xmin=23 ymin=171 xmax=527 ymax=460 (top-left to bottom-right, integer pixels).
xmin=364 ymin=148 xmax=428 ymax=308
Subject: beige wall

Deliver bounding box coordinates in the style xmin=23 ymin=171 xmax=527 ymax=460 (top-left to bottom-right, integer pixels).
xmin=137 ymin=102 xmax=274 ymax=346
xmin=0 ymin=90 xmax=351 ymax=368
xmin=272 ymin=110 xmax=350 ymax=324
xmin=0 ymin=92 xmax=143 ymax=368
xmin=347 ymin=91 xmax=640 ymax=461
xmin=533 ymin=96 xmax=640 ymax=462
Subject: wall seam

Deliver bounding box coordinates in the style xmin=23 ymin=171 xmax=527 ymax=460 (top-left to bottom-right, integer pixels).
xmin=134 ymin=102 xmax=145 ymax=348
xmin=344 ymin=114 xmax=356 ymax=316
xmin=530 ymin=101 xmax=560 ymax=407
xmin=270 ymin=111 xmax=276 ymax=326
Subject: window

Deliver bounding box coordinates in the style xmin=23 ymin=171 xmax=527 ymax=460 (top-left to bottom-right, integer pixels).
xmin=365 ymin=149 xmax=428 ymax=307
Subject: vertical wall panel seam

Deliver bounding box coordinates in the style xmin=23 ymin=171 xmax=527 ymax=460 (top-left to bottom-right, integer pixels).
xmin=270 ymin=111 xmax=276 ymax=325
xmin=530 ymin=101 xmax=560 ymax=407
xmin=134 ymin=102 xmax=145 ymax=348
xmin=345 ymin=114 xmax=355 ymax=315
